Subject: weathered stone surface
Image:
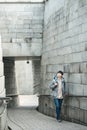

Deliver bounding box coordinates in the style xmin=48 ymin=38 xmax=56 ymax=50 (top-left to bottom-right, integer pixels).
xmin=32 ymin=60 xmax=41 ymax=94
xmin=81 ymin=74 xmax=87 ymax=84
xmin=39 ymin=95 xmax=87 ymax=125
xmin=80 ymin=63 xmax=87 ymax=73
xmin=0 ymin=36 xmax=6 ymax=130
xmin=0 ymin=0 xmax=87 ymax=127
xmin=0 ymin=62 xmax=3 ymax=76
xmin=3 ymin=58 xmax=18 ymax=96
xmin=0 ymin=76 xmax=5 ymax=95
xmin=39 ymin=0 xmax=87 ymax=125
xmin=15 ymin=60 xmax=34 ymax=95
xmin=0 ymin=0 xmax=44 ymax=2
xmin=2 ymin=42 xmax=42 ymax=57
xmin=0 ymin=3 xmax=44 ymax=57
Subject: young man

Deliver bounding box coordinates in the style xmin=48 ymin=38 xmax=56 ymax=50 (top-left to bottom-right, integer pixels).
xmin=49 ymin=71 xmax=66 ymax=122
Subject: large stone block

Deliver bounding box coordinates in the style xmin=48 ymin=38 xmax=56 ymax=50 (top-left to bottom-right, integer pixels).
xmin=0 ymin=51 xmax=2 ymax=61
xmin=64 ymin=73 xmax=82 ymax=84
xmin=68 ymin=14 xmax=87 ymax=30
xmin=66 ymin=83 xmax=84 ymax=96
xmin=67 ymin=97 xmax=80 ymax=108
xmin=80 ymin=98 xmax=87 ymax=110
xmin=83 ymin=85 xmax=87 ymax=96
xmin=81 ymin=74 xmax=87 ymax=85
xmin=0 ymin=62 xmax=4 ymax=76
xmin=79 ymin=32 xmax=87 ymax=43
xmin=2 ymin=42 xmax=42 ymax=57
xmin=46 ymin=64 xmax=63 ymax=73
xmin=69 ymin=63 xmax=80 ymax=73
xmin=0 ymin=76 xmax=5 ymax=95
xmin=80 ymin=62 xmax=87 ymax=73
xmin=64 ymin=53 xmax=82 ymax=64
xmin=0 ymin=0 xmax=35 ymax=3
xmin=0 ymin=3 xmax=44 ymax=57
xmin=79 ymin=0 xmax=87 ymax=8
xmin=82 ymin=22 xmax=87 ymax=33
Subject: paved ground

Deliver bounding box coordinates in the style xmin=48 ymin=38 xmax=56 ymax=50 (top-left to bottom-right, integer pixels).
xmin=7 ymin=108 xmax=87 ymax=130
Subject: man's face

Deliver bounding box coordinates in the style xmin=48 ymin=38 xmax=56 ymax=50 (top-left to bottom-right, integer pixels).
xmin=57 ymin=73 xmax=62 ymax=78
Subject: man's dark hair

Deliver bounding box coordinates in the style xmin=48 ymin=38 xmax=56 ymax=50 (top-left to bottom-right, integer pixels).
xmin=57 ymin=70 xmax=63 ymax=75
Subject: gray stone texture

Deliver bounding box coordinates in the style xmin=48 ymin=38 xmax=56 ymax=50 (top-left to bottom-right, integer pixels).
xmin=3 ymin=58 xmax=19 ymax=108
xmin=39 ymin=0 xmax=87 ymax=125
xmin=32 ymin=60 xmax=41 ymax=94
xmin=1 ymin=3 xmax=44 ymax=57
xmin=0 ymin=37 xmax=7 ymax=130
xmin=0 ymin=0 xmax=87 ymax=128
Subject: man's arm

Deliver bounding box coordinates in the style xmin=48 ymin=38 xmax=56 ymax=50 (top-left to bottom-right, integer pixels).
xmin=49 ymin=79 xmax=57 ymax=90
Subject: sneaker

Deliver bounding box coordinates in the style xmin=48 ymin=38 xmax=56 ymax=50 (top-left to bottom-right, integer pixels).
xmin=57 ymin=119 xmax=62 ymax=122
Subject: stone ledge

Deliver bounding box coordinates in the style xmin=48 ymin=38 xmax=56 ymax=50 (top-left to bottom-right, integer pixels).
xmin=0 ymin=0 xmax=44 ymax=4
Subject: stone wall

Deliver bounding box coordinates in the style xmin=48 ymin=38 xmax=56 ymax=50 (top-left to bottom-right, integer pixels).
xmin=39 ymin=0 xmax=87 ymax=125
xmin=3 ymin=58 xmax=41 ymax=107
xmin=15 ymin=60 xmax=33 ymax=95
xmin=0 ymin=0 xmax=44 ymax=2
xmin=0 ymin=36 xmax=7 ymax=130
xmin=4 ymin=58 xmax=17 ymax=96
xmin=3 ymin=57 xmax=19 ymax=107
xmin=32 ymin=59 xmax=41 ymax=94
xmin=1 ymin=2 xmax=44 ymax=57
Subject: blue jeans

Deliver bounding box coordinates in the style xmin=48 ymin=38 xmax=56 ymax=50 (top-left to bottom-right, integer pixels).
xmin=54 ymin=98 xmax=63 ymax=120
